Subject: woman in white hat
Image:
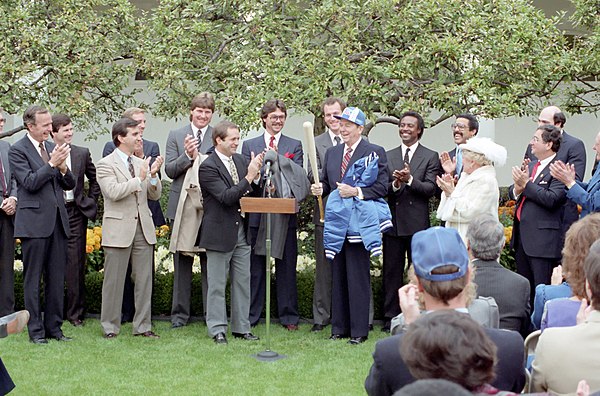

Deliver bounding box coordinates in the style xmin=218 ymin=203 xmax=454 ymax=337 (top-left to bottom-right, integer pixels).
xmin=436 ymin=137 xmax=507 ymax=242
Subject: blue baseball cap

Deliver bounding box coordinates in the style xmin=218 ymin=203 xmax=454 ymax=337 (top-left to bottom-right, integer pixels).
xmin=411 ymin=227 xmax=469 ymax=282
xmin=334 ymin=107 xmax=366 ymax=126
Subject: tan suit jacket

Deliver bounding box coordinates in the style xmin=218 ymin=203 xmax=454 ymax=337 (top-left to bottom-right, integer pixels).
xmin=97 ymin=150 xmax=161 ymax=247
xmin=531 ymin=310 xmax=600 ymax=394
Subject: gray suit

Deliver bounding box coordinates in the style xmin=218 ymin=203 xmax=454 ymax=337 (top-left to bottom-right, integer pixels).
xmin=165 ymin=124 xmax=212 ymax=325
xmin=0 ymin=141 xmax=17 ymax=316
xmin=308 ymin=131 xmax=337 ymax=326
xmin=472 ymin=258 xmax=531 ymax=336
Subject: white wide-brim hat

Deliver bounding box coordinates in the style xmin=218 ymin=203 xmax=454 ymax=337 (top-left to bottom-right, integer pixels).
xmin=460 ymin=137 xmax=507 ymax=167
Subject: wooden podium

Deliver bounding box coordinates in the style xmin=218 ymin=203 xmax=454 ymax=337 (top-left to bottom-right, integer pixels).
xmin=242 ymin=197 xmax=298 ymax=361
xmin=240 ymin=197 xmax=298 ymax=215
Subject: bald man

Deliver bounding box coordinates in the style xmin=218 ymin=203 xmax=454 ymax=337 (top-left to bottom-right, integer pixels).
xmin=523 ymin=106 xmax=586 ymax=242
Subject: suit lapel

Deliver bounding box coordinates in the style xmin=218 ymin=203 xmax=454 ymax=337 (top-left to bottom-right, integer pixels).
xmin=409 ymin=145 xmax=425 ymax=169
xmin=215 ymin=154 xmax=234 ymax=186
xmin=110 ymin=150 xmax=134 ymax=180
xmin=22 ymin=137 xmax=46 ymax=169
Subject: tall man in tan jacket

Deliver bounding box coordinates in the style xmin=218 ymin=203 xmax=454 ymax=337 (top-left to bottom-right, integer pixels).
xmin=97 ymin=117 xmax=163 ymax=339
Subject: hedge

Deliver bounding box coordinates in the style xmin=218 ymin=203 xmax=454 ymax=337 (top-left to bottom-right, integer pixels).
xmin=12 ymin=270 xmax=385 ymax=321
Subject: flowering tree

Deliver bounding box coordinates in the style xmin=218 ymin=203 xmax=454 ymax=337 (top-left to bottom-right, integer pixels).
xmin=138 ymin=0 xmax=569 ymax=134
xmin=0 ymin=0 xmax=140 ymax=135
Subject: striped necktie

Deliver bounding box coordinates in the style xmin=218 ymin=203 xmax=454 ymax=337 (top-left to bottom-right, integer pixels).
xmin=341 ymin=147 xmax=352 ymax=178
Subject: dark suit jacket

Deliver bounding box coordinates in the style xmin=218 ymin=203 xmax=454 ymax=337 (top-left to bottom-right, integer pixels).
xmin=70 ymin=144 xmax=100 ymax=220
xmin=321 ymin=139 xmax=388 ymax=200
xmin=241 ymin=133 xmax=304 ymax=228
xmin=386 ymin=143 xmax=439 ymax=236
xmin=473 ymin=259 xmax=531 ymax=336
xmin=509 ymin=158 xmax=567 ymax=259
xmin=524 ymin=131 xmax=586 ymax=233
xmin=0 ymin=141 xmax=17 ymax=198
xmin=165 ymin=124 xmax=213 ymax=220
xmin=8 ymin=136 xmax=75 ymax=238
xmin=197 ymin=152 xmax=255 ymax=252
xmin=364 ymin=326 xmax=526 ymax=395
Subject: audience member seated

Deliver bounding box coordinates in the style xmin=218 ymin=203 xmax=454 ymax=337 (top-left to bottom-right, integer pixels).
xmin=364 ymin=227 xmax=525 ymax=395
xmin=538 ymin=213 xmax=600 ymax=331
xmin=467 ymin=214 xmax=531 ymax=336
xmin=392 ymin=379 xmax=472 ymax=396
xmin=531 ymin=239 xmax=600 ymax=393
xmin=401 ymin=310 xmax=519 ymax=395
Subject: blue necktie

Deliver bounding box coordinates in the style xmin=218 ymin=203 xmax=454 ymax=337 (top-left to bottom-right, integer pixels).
xmin=455 ymin=147 xmax=463 ymax=176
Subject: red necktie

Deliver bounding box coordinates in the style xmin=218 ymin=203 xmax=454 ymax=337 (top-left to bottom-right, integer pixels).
xmin=516 ymin=161 xmax=541 ymax=221
xmin=269 ymin=136 xmax=275 ymax=149
xmin=341 ymin=147 xmax=352 ymax=178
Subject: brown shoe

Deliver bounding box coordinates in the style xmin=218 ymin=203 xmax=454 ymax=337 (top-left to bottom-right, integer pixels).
xmin=0 ymin=310 xmax=29 ymax=338
xmin=134 ymin=331 xmax=160 ymax=339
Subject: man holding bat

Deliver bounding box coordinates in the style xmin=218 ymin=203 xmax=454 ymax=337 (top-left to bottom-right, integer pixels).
xmin=306 ymin=97 xmax=345 ymax=332
xmin=310 ymin=107 xmax=388 ymax=344
xmin=381 ymin=111 xmax=439 ymax=332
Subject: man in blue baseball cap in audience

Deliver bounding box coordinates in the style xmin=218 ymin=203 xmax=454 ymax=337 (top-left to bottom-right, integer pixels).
xmin=365 ymin=227 xmax=526 ymax=395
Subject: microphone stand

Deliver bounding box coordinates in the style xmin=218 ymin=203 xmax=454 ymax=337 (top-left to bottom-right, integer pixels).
xmin=254 ymin=162 xmax=285 ymax=361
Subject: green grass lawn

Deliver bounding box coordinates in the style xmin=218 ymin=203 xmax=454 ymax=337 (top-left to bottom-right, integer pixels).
xmin=2 ymin=319 xmax=389 ymax=395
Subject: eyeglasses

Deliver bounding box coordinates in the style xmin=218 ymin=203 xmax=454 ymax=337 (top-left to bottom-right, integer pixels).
xmin=268 ymin=115 xmax=285 ymax=121
xmin=531 ymin=136 xmax=541 ymax=143
xmin=451 ymin=123 xmax=468 ymax=131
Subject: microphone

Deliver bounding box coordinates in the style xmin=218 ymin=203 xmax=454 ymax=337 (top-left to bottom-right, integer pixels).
xmin=264 ymin=149 xmax=278 ymax=175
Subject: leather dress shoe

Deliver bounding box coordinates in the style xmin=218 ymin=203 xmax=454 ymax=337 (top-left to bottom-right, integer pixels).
xmin=329 ymin=334 xmax=349 ymax=340
xmin=348 ymin=336 xmax=368 ymax=345
xmin=232 ymin=332 xmax=259 ymax=341
xmin=53 ymin=334 xmax=73 ymax=342
xmin=30 ymin=337 xmax=48 ymax=344
xmin=283 ymin=324 xmax=298 ymax=331
xmin=171 ymin=322 xmax=185 ymax=329
xmin=381 ymin=322 xmax=391 ymax=333
xmin=0 ymin=310 xmax=30 ymax=338
xmin=311 ymin=324 xmax=325 ymax=332
xmin=70 ymin=319 xmax=84 ymax=327
xmin=213 ymin=332 xmax=228 ymax=344
xmin=103 ymin=332 xmax=117 ymax=339
xmin=134 ymin=331 xmax=160 ymax=339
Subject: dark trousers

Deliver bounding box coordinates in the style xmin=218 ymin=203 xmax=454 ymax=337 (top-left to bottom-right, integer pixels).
xmin=515 ymin=238 xmax=557 ymax=306
xmin=65 ymin=205 xmax=88 ymax=322
xmin=0 ymin=358 xmax=15 ymax=396
xmin=249 ymin=226 xmax=299 ymax=326
xmin=382 ymin=234 xmax=412 ymax=321
xmin=170 ymin=251 xmax=208 ymax=324
xmin=331 ymin=240 xmax=371 ymax=338
xmin=0 ymin=212 xmax=14 ymax=317
xmin=22 ymin=219 xmax=67 ymax=339
xmin=312 ymin=223 xmax=332 ymax=326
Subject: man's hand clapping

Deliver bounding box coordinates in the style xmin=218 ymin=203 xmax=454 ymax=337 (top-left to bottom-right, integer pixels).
xmin=49 ymin=143 xmax=70 ymax=172
xmin=184 ymin=134 xmax=199 ymax=160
